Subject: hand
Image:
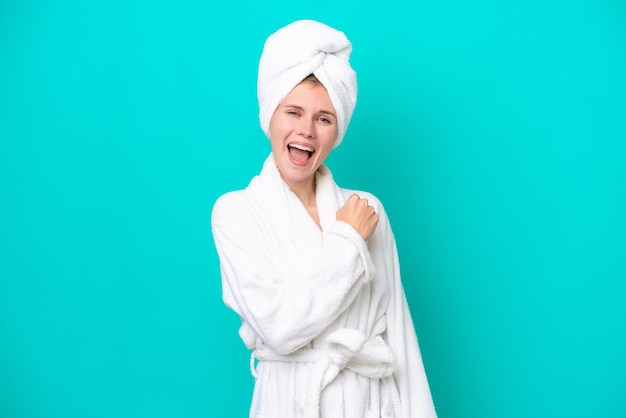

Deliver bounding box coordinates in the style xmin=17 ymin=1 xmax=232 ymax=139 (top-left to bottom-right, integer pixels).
xmin=336 ymin=194 xmax=379 ymax=240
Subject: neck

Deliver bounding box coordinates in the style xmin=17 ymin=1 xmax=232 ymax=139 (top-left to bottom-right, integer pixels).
xmin=279 ymin=169 xmax=321 ymax=229
xmin=284 ymin=175 xmax=317 ymax=208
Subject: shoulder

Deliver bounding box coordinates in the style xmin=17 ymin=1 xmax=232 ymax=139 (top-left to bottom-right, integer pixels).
xmin=212 ymin=190 xmax=243 ymax=214
xmin=213 ymin=189 xmax=246 ymax=210
xmin=339 ymin=188 xmax=387 ymax=215
xmin=211 ymin=190 xmax=254 ymax=226
xmin=339 ymin=189 xmax=396 ymax=246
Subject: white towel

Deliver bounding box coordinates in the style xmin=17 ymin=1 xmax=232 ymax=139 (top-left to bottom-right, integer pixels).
xmin=304 ymin=328 xmax=396 ymax=418
xmin=257 ymin=19 xmax=357 ymax=148
xmin=251 ymin=328 xmax=396 ymax=418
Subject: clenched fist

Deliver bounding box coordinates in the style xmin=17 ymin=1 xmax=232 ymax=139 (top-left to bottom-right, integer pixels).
xmin=336 ymin=194 xmax=379 ymax=240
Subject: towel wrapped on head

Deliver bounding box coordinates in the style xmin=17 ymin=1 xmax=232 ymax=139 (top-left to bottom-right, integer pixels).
xmin=257 ymin=20 xmax=357 ymax=148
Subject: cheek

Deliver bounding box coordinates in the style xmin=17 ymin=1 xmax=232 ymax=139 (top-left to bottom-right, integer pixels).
xmin=269 ymin=118 xmax=293 ymax=139
xmin=317 ymin=141 xmax=335 ymax=160
xmin=268 ymin=124 xmax=282 ymax=145
xmin=269 ymin=136 xmax=283 ymax=154
xmin=321 ymin=128 xmax=339 ymax=151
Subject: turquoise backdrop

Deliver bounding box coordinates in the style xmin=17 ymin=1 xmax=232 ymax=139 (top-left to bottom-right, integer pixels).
xmin=1 ymin=0 xmax=625 ymax=417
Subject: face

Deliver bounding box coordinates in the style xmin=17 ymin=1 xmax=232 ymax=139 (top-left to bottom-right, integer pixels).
xmin=268 ymin=82 xmax=338 ymax=192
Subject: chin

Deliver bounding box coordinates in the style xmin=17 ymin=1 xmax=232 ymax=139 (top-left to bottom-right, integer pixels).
xmin=284 ymin=170 xmax=313 ymax=184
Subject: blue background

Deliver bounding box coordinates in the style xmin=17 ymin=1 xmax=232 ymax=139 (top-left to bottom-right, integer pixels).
xmin=1 ymin=0 xmax=625 ymax=417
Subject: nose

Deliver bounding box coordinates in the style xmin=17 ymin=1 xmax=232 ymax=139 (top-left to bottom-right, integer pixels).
xmin=296 ymin=117 xmax=315 ymax=138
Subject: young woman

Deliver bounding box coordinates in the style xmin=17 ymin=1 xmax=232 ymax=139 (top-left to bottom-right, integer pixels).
xmin=212 ymin=19 xmax=437 ymax=418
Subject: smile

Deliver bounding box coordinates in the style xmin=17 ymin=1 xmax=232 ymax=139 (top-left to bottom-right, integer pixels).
xmin=287 ymin=143 xmax=315 ymax=162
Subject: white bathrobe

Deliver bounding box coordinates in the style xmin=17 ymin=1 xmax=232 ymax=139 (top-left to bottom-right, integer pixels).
xmin=212 ymin=154 xmax=436 ymax=418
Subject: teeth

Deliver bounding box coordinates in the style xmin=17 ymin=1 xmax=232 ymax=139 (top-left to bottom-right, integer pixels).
xmin=288 ymin=143 xmax=314 ymax=153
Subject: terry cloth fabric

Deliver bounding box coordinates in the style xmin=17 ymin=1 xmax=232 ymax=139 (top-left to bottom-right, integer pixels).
xmin=253 ymin=328 xmax=396 ymax=418
xmin=257 ymin=19 xmax=357 ymax=148
xmin=212 ymin=154 xmax=437 ymax=418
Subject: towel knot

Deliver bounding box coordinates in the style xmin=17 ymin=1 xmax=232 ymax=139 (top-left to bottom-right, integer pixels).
xmin=304 ymin=328 xmax=396 ymax=418
xmin=251 ymin=328 xmax=395 ymax=418
xmin=257 ymin=19 xmax=357 ymax=148
xmin=325 ymin=328 xmax=366 ymax=371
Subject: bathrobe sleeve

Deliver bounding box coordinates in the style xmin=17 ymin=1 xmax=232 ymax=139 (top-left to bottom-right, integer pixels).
xmin=374 ymin=203 xmax=437 ymax=418
xmin=211 ymin=192 xmax=376 ymax=355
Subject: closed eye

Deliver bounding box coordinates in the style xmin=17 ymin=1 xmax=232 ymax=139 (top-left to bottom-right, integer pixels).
xmin=318 ymin=111 xmax=336 ymax=125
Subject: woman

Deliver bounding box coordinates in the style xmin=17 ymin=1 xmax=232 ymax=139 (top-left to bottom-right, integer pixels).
xmin=212 ymin=20 xmax=437 ymax=418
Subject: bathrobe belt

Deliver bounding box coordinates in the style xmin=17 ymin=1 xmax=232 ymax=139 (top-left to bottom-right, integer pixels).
xmin=251 ymin=328 xmax=396 ymax=418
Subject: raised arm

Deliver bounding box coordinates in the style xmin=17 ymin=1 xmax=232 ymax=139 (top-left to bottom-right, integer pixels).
xmin=212 ymin=193 xmax=375 ymax=355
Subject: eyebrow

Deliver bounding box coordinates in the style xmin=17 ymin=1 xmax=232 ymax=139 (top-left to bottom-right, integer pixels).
xmin=283 ymin=104 xmax=337 ymax=118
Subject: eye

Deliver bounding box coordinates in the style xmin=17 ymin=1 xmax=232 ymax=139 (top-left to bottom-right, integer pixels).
xmin=318 ymin=116 xmax=333 ymax=125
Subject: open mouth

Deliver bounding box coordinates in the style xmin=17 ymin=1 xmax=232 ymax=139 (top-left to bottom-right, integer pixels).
xmin=287 ymin=143 xmax=315 ymax=162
